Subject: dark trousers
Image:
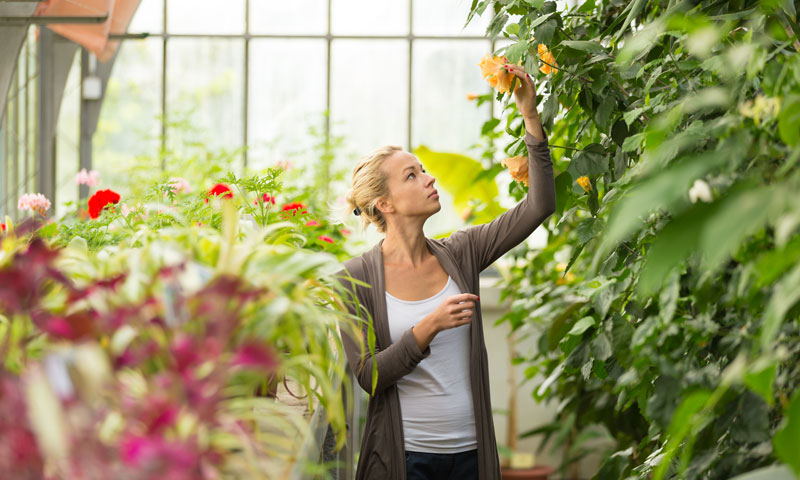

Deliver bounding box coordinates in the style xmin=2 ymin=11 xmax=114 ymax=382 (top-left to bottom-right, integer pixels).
xmin=405 ymin=449 xmax=479 ymax=480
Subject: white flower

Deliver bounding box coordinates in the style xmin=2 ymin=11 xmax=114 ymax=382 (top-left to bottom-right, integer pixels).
xmin=688 ymin=179 xmax=713 ymax=204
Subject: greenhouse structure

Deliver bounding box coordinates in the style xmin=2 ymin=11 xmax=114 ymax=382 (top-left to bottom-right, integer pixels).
xmin=1 ymin=0 xmax=799 ymax=479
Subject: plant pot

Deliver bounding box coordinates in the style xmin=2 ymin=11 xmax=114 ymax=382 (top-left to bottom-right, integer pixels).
xmin=500 ymin=465 xmax=554 ymax=480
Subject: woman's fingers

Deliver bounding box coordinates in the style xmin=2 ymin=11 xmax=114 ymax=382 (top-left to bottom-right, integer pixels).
xmin=503 ymin=64 xmax=534 ymax=90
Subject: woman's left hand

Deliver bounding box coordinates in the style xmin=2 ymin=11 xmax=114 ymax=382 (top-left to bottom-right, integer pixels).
xmin=503 ymin=63 xmax=539 ymax=119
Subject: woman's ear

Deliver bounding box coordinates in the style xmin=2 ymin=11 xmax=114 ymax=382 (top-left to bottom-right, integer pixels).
xmin=375 ymin=197 xmax=394 ymax=215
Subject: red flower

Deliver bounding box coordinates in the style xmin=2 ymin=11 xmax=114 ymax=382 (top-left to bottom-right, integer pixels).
xmin=281 ymin=202 xmax=307 ymax=215
xmin=88 ymin=189 xmax=121 ymax=219
xmin=340 ymin=228 xmax=351 ymax=236
xmin=305 ymin=220 xmax=320 ymax=227
xmin=254 ymin=193 xmax=276 ymax=206
xmin=205 ymin=183 xmax=233 ymax=203
xmin=0 ymin=223 xmax=5 ymax=231
xmin=318 ymin=235 xmax=334 ymax=244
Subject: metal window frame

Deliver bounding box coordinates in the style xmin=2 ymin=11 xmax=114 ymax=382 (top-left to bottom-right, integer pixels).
xmin=148 ymin=0 xmax=497 ymax=173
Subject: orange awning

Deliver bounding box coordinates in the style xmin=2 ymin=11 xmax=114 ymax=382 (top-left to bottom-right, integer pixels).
xmin=35 ymin=0 xmax=141 ymax=62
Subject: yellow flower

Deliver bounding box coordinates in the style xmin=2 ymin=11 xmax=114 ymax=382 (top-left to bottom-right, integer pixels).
xmin=577 ymin=176 xmax=592 ymax=193
xmin=501 ymin=156 xmax=529 ymax=186
xmin=459 ymin=206 xmax=473 ymax=221
xmin=478 ymin=53 xmax=517 ymax=94
xmin=466 ymin=93 xmax=479 ymax=101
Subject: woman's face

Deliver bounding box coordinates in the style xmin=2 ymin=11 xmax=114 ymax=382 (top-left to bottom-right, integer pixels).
xmin=378 ymin=150 xmax=441 ymax=220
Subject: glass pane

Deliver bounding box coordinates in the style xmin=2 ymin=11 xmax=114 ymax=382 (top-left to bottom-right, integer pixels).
xmin=166 ymin=38 xmax=244 ymax=157
xmin=413 ymin=0 xmax=490 ymax=36
xmin=411 ymin=40 xmax=491 ymax=153
xmin=129 ymin=0 xmax=163 ymax=34
xmin=248 ymin=39 xmax=327 ymax=172
xmin=331 ymin=0 xmax=409 ymax=35
xmin=167 ymin=0 xmax=245 ymax=35
xmin=330 ymin=39 xmax=408 ymax=157
xmin=94 ymin=39 xmax=162 ymax=198
xmin=55 ymin=54 xmax=80 ymax=219
xmin=250 ymin=0 xmax=327 ymax=35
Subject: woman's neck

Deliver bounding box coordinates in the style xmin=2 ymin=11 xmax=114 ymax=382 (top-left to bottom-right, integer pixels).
xmin=381 ymin=230 xmax=430 ymax=269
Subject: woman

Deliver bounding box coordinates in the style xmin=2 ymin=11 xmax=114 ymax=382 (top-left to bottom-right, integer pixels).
xmin=333 ymin=63 xmax=555 ymax=480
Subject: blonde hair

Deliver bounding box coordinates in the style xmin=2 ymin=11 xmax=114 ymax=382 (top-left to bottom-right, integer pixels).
xmin=345 ymin=145 xmax=403 ymax=234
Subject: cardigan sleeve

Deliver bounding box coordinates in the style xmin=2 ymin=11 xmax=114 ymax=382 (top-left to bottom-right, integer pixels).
xmin=445 ymin=127 xmax=556 ymax=272
xmin=333 ymin=268 xmax=431 ymax=396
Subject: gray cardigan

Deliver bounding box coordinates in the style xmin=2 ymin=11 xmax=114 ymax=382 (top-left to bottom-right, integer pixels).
xmin=333 ymin=129 xmax=555 ymax=480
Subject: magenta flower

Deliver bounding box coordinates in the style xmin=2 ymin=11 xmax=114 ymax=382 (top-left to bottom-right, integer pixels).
xmin=232 ymin=342 xmax=278 ymax=372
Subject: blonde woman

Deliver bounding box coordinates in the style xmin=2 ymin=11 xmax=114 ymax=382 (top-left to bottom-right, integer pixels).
xmin=334 ymin=64 xmax=555 ymax=480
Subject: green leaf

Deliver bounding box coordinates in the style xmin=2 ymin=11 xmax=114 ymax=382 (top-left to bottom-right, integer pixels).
xmin=761 ymin=262 xmax=800 ymax=350
xmin=774 ymin=390 xmax=800 ymax=476
xmin=781 ymin=0 xmax=797 ymax=21
xmin=744 ymin=358 xmax=777 ymax=407
xmin=528 ymin=12 xmax=555 ymax=30
xmin=414 ymin=146 xmax=504 ymax=224
xmin=487 ymin=11 xmax=509 ymax=39
xmin=598 ymin=134 xmax=747 ymax=260
xmin=595 ymin=94 xmax=616 ymax=131
xmin=614 ymin=0 xmax=648 ymax=43
xmin=503 ymin=39 xmax=528 ymax=63
xmin=567 ymin=316 xmax=596 ymax=336
xmin=699 ymin=185 xmax=778 ymax=270
xmin=728 ymin=466 xmax=796 ymax=480
xmin=778 ymin=96 xmax=800 ymax=146
xmin=590 ymin=333 xmax=613 ymax=361
xmin=561 ymin=40 xmax=606 ymax=54
xmin=568 ymin=143 xmax=608 ymax=178
xmin=576 ymin=217 xmax=604 ymax=244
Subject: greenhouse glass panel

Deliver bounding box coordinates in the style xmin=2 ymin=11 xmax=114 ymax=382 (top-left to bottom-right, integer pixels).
xmin=55 ymin=55 xmax=81 ymax=218
xmin=412 ymin=0 xmax=490 ymax=36
xmin=248 ymin=39 xmax=327 ymax=172
xmin=128 ymin=0 xmax=163 ymax=34
xmin=249 ymin=0 xmax=327 ymax=35
xmin=330 ymin=39 xmax=408 ymax=158
xmin=331 ymin=0 xmax=409 ymax=35
xmin=411 ymin=39 xmax=491 ymax=153
xmin=166 ymin=38 xmax=244 ymax=158
xmin=94 ymin=39 xmax=162 ymax=198
xmin=167 ymin=0 xmax=245 ymax=35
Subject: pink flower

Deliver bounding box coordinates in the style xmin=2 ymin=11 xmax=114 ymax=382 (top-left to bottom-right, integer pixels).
xmin=305 ymin=220 xmax=320 ymax=227
xmin=168 ymin=177 xmax=191 ymax=194
xmin=276 ymin=159 xmax=293 ymax=171
xmin=340 ymin=228 xmax=351 ymax=236
xmin=17 ymin=193 xmax=51 ymax=216
xmin=75 ymin=168 xmax=100 ymax=187
xmin=318 ymin=235 xmax=334 ymax=244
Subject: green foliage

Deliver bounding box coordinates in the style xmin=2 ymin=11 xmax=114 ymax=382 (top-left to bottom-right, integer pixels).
xmin=467 ymin=0 xmax=800 ymax=477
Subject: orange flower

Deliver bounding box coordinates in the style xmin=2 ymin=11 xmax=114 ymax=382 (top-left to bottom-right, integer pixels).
xmin=501 ymin=156 xmax=529 ymax=186
xmin=466 ymin=93 xmax=479 ymax=101
xmin=537 ymin=43 xmax=558 ymax=74
xmin=577 ymin=176 xmax=592 ymax=193
xmin=478 ymin=54 xmax=517 ymax=94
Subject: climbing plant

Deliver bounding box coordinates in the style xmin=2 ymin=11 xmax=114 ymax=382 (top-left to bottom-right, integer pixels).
xmin=468 ymin=0 xmax=800 ymax=478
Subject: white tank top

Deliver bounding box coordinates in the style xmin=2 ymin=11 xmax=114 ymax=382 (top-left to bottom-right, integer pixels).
xmin=386 ymin=275 xmax=477 ymax=453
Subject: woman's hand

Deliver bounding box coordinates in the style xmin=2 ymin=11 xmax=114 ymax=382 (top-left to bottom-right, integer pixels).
xmin=503 ymin=63 xmax=539 ymax=119
xmin=412 ymin=293 xmax=479 ymax=351
xmin=503 ymin=63 xmax=545 ymax=141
